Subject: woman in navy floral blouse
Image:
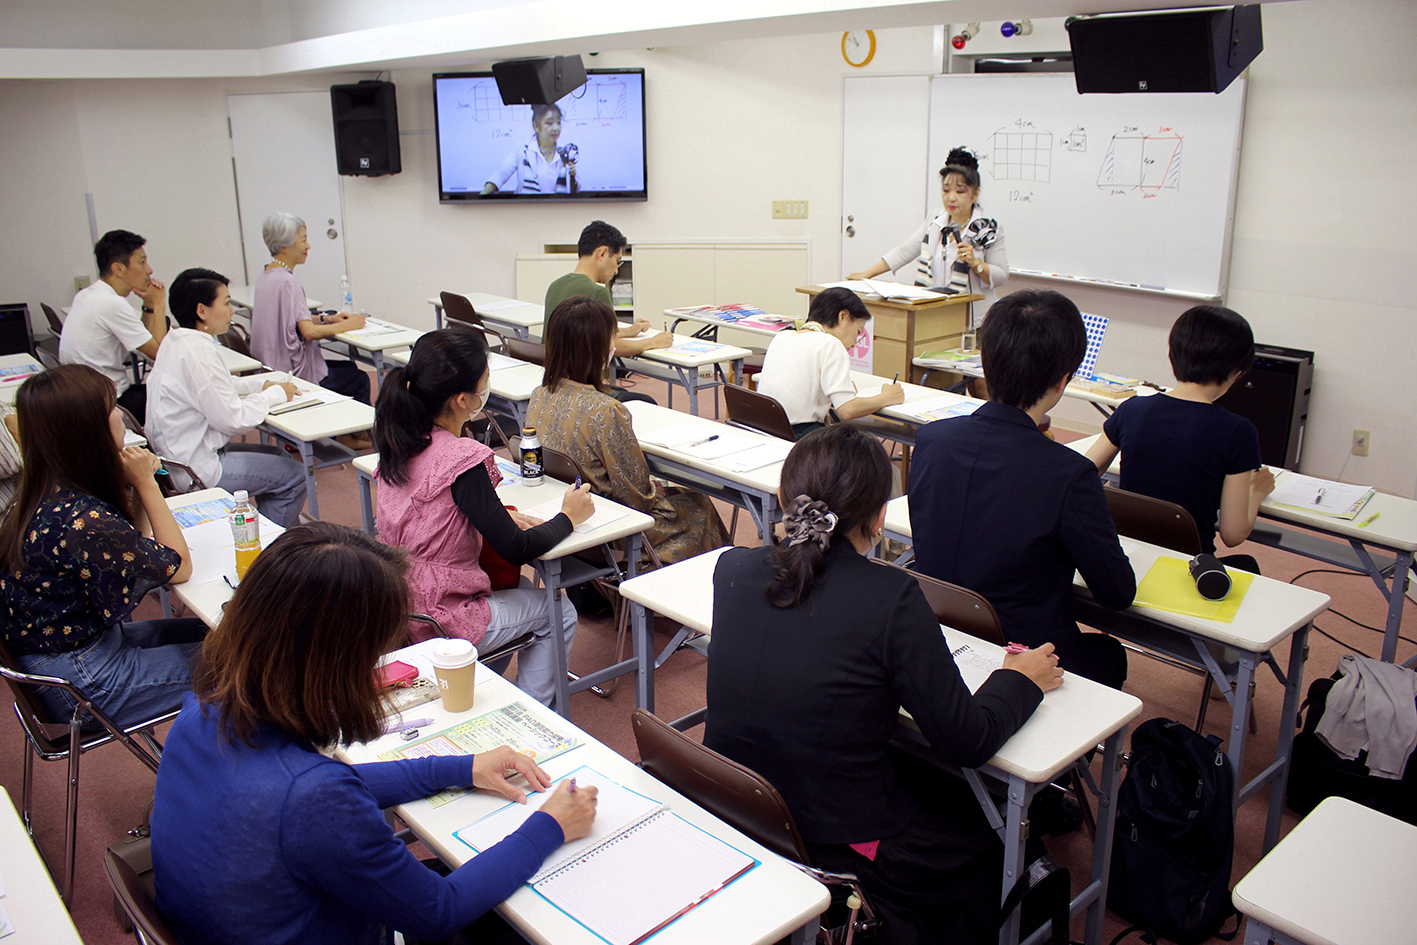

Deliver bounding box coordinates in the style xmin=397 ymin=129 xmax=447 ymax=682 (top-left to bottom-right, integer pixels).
xmin=0 ymin=364 xmax=206 ymax=728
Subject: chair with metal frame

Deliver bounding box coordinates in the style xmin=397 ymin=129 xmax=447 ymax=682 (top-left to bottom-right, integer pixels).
xmin=104 ymin=840 xmax=182 ymax=945
xmin=41 ymin=302 xmax=65 ymax=335
xmin=632 ymin=708 xmax=878 ymax=945
xmin=439 ymin=291 xmax=485 ymax=330
xmin=218 ymin=322 xmax=254 ymax=359
xmin=505 ymin=336 xmax=546 ymax=366
xmin=114 ymin=405 xmax=208 ymax=497
xmin=0 ymin=636 xmax=177 ymax=906
xmin=36 ymin=347 xmax=60 ymax=369
xmin=405 ymin=612 xmax=536 ymax=670
xmin=723 ymin=384 xmax=795 ymax=442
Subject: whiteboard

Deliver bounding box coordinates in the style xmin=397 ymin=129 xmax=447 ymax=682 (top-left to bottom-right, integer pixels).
xmin=927 ymin=74 xmax=1246 ymax=299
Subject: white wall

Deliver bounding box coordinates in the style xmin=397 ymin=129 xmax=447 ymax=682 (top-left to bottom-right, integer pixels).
xmin=2 ymin=1 xmax=1414 ymax=494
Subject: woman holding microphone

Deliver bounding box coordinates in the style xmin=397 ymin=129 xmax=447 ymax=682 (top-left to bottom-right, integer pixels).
xmin=849 ymin=147 xmax=1009 ymax=318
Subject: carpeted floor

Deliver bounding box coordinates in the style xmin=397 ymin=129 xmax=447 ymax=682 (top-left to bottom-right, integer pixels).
xmin=3 ymin=371 xmax=1412 ymax=945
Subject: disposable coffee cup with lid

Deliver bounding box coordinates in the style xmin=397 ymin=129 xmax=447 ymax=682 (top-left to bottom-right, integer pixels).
xmin=429 ymin=639 xmax=479 ymax=712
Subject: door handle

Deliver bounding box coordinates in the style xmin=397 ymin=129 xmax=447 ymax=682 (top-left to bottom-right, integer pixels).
xmin=327 ymin=228 xmax=338 ymax=239
xmin=845 ymin=226 xmax=856 ymax=238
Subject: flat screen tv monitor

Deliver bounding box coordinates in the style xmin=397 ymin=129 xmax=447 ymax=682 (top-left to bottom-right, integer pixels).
xmin=433 ymin=69 xmax=647 ymax=203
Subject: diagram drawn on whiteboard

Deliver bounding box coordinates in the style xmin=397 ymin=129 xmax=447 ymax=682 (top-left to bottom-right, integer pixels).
xmin=990 ymin=126 xmax=1053 ymax=182
xmin=1066 ymin=127 xmax=1087 ymax=152
xmin=1097 ymin=130 xmax=1182 ymax=196
xmin=462 ymin=77 xmax=631 ymax=124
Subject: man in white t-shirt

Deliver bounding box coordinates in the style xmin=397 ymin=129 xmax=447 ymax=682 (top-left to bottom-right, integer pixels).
xmin=757 ymin=286 xmax=904 ymax=439
xmin=59 ymin=229 xmax=169 ymax=423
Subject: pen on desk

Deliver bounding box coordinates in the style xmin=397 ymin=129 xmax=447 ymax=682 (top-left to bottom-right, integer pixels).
xmin=1313 ymin=487 xmax=1326 ymax=505
xmin=687 ymin=434 xmax=720 ymax=448
xmin=223 ymin=575 xmax=238 ymax=591
xmin=1359 ymin=511 xmax=1382 ymax=528
xmin=383 ymin=717 xmax=434 ymax=735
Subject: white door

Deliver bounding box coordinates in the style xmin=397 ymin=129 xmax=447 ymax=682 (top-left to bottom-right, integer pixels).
xmin=227 ymin=91 xmax=347 ymax=308
xmin=840 ymin=75 xmax=932 ymax=279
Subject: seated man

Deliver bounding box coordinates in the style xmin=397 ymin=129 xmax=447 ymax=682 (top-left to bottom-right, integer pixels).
xmin=544 ymin=219 xmax=670 ymax=404
xmin=145 ymin=267 xmax=308 ymax=527
xmin=59 ymin=229 xmax=169 ymax=423
xmin=909 ymin=289 xmax=1136 ymax=689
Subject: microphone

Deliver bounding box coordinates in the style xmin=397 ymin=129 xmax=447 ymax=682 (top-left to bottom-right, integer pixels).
xmin=1188 ymin=553 xmax=1232 ymax=601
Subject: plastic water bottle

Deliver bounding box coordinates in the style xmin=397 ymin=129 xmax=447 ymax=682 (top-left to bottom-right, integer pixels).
xmin=340 ymin=274 xmax=354 ymax=311
xmin=520 ymin=427 xmax=543 ymax=486
xmin=230 ymin=490 xmax=261 ymax=581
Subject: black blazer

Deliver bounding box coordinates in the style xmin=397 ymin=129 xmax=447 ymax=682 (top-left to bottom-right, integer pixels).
xmin=704 ymin=542 xmax=1042 ymax=845
xmin=908 ymin=401 xmax=1136 ymax=668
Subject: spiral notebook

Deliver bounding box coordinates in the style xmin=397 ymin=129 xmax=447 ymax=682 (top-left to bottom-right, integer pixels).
xmin=454 ymin=766 xmax=758 ymax=945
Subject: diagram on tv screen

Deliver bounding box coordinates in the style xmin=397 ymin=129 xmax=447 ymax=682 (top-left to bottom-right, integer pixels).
xmin=1097 ymin=130 xmax=1182 ymax=196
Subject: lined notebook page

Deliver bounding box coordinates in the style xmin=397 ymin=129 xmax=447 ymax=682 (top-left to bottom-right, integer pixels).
xmin=536 ymin=811 xmax=756 ymax=945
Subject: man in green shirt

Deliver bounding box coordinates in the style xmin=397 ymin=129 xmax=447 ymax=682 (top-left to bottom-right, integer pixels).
xmin=545 ymin=220 xmax=671 ymax=404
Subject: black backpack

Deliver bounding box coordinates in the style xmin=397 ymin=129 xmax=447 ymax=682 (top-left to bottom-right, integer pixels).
xmin=1107 ymin=718 xmax=1237 ymax=944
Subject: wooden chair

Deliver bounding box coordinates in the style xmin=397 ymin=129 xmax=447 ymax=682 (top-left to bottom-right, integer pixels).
xmin=723 ymin=384 xmax=795 ymax=442
xmin=0 ymin=636 xmax=175 ymax=905
xmin=632 ymin=708 xmax=878 ymax=943
xmin=104 ymin=838 xmax=182 ymax=945
xmin=440 ymin=291 xmax=485 ymax=329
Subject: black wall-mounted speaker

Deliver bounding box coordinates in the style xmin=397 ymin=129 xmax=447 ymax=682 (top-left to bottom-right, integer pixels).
xmin=1068 ymin=5 xmax=1262 ymax=94
xmin=491 ymin=56 xmax=587 ymax=106
xmin=331 ymin=81 xmax=401 ymax=177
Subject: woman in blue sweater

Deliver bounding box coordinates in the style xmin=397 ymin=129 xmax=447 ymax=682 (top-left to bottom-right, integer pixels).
xmin=151 ymin=522 xmax=597 ymax=945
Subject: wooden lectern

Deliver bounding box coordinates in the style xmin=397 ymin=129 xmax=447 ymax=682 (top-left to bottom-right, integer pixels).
xmin=796 ymin=285 xmax=981 ymax=382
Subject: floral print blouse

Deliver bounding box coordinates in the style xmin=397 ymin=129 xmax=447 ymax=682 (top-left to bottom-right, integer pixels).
xmin=1 ymin=491 xmax=182 ymax=656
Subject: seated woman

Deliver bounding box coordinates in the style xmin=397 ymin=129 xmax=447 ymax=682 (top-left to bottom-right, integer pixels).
xmin=0 ymin=365 xmax=205 ymax=729
xmin=756 ymin=287 xmax=904 ymax=439
xmin=703 ymin=425 xmax=1062 ymax=945
xmin=527 ymin=296 xmax=730 ymax=563
xmin=145 ymin=267 xmax=307 ymax=527
xmin=151 ymin=522 xmax=598 ymax=945
xmin=249 ymin=212 xmax=373 ymax=446
xmin=374 ymin=328 xmax=592 ymax=707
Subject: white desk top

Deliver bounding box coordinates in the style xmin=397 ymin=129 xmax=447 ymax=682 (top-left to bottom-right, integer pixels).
xmin=911 ymin=356 xmax=1163 ymax=408
xmin=626 ymin=401 xmax=785 ymax=495
xmin=632 ymin=333 xmax=753 ymax=368
xmin=166 ymin=488 xmax=285 ymax=628
xmin=431 ymin=293 xmax=546 ymax=330
xmin=386 ymin=352 xmax=544 ymax=403
xmin=0 ymin=353 xmax=43 ymax=405
xmin=228 ymin=284 xmax=323 ymax=311
xmin=619 ymin=547 xmax=1141 ymax=784
xmin=849 ymin=369 xmax=983 ymax=425
xmin=351 ymin=456 xmax=654 ymax=562
xmin=883 ymin=498 xmax=1331 ymax=652
xmin=260 ymin=391 xmax=375 ymax=440
xmin=215 ymin=344 xmax=264 ymax=374
xmin=1063 ymin=432 xmax=1120 ymax=474
xmin=0 ymin=787 xmax=84 ymax=943
xmin=1232 ymin=796 xmax=1417 ymax=945
xmin=662 ymin=307 xmax=797 ymax=340
xmin=338 ymin=640 xmax=829 ymax=945
xmin=333 ymin=319 xmax=425 ymax=353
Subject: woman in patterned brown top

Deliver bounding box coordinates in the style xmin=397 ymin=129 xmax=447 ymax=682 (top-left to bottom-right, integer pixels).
xmin=527 ymin=297 xmax=730 ymax=564
xmin=0 ymin=364 xmax=206 ymax=728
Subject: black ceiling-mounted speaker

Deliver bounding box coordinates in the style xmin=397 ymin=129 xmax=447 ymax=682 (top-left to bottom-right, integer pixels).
xmin=331 ymin=80 xmax=401 ymax=176
xmin=1068 ymin=5 xmax=1262 ymax=94
xmin=491 ymin=55 xmax=587 ymax=106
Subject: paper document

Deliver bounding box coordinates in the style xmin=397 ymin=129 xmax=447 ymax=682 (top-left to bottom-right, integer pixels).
xmin=0 ymin=900 xmax=12 ymax=937
xmin=377 ymin=700 xmax=579 ymax=808
xmin=476 ymin=299 xmax=534 ymax=312
xmin=664 ymin=340 xmax=730 ymax=357
xmin=1266 ymin=473 xmax=1375 ymax=520
xmin=178 ymin=516 xmax=285 ymax=588
xmin=902 ymin=394 xmax=982 ymax=423
xmin=0 ymin=362 xmax=41 ymax=384
xmin=638 ymin=422 xmax=761 ymax=461
xmin=946 ymin=640 xmax=1003 ymax=694
xmin=862 ymin=279 xmax=947 ymax=302
xmin=718 ymin=440 xmax=792 ymax=472
xmin=523 ymin=495 xmax=631 ymax=534
xmin=457 ymin=767 xmax=757 ymax=945
xmin=486 ymin=353 xmax=523 ymax=372
xmin=341 ymin=318 xmax=405 ymax=339
xmin=172 ymin=498 xmax=235 ymax=529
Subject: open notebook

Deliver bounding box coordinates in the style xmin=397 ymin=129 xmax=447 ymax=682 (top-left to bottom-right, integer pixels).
xmin=455 ymin=766 xmax=758 ymax=945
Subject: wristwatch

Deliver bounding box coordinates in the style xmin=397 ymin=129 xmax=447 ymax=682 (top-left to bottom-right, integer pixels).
xmin=141 ymin=306 xmax=155 ymax=314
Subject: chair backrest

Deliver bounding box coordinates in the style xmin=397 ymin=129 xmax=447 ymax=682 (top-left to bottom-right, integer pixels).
xmin=41 ymin=302 xmax=64 ymax=333
xmin=506 ymin=337 xmax=546 ymax=366
xmin=37 ymin=347 xmax=60 ymax=369
xmin=630 ymin=708 xmax=809 ymax=863
xmin=1104 ymin=486 xmax=1203 ymax=556
xmin=440 ymin=291 xmax=484 ymax=329
xmin=723 ymin=385 xmax=795 ymax=442
xmin=873 ymin=560 xmax=1005 ymax=645
xmin=104 ymin=846 xmax=183 ymax=945
xmin=0 ymin=635 xmax=72 ymax=748
xmin=541 ymin=446 xmax=587 ymax=485
xmin=219 ymin=323 xmax=252 ymax=358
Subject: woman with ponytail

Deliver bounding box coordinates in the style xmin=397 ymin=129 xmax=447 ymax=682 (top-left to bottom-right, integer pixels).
xmin=373 ymin=328 xmax=594 ymax=706
xmin=703 ymin=424 xmax=1062 ymax=945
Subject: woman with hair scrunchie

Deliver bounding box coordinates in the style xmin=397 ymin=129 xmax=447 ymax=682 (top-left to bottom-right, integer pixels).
xmin=704 ymin=424 xmax=1062 ymax=945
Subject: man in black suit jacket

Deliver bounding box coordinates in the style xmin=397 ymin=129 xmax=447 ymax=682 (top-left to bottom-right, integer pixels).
xmin=908 ymin=289 xmax=1136 ymax=688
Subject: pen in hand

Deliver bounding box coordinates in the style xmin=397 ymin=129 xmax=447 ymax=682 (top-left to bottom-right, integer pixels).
xmin=568 ymin=777 xmax=577 ymax=793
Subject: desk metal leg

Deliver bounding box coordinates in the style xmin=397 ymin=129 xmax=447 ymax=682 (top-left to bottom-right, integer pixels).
xmin=357 ymin=471 xmax=376 ymax=535
xmin=1265 ymin=624 xmax=1309 ymax=851
xmin=680 ymin=366 xmax=699 ymax=417
xmin=999 ymin=776 xmax=1036 ymax=945
xmin=1377 ymin=548 xmax=1414 ymax=662
xmin=1226 ymin=651 xmax=1257 ymax=815
xmin=433 ymin=303 xmax=444 ymax=330
xmin=624 ymin=534 xmax=654 ymax=711
xmin=298 ymin=440 xmax=319 ymax=519
xmin=541 ymin=558 xmax=573 ymax=717
xmin=788 ymin=916 xmax=822 ymax=945
xmin=1085 ymin=726 xmax=1127 ymax=945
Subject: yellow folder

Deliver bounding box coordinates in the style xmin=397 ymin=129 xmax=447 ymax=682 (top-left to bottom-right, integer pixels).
xmin=1132 ymin=556 xmax=1254 ymax=623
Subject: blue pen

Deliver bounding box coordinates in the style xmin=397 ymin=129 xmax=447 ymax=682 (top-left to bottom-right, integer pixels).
xmin=573 ymin=476 xmax=582 ymax=489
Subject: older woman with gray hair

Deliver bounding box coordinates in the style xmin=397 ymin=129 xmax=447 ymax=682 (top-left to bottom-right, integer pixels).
xmin=249 ymin=213 xmax=373 ymax=424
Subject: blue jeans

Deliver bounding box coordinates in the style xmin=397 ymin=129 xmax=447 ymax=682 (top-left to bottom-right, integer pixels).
xmin=17 ymin=619 xmax=207 ymax=730
xmin=218 ymin=443 xmax=308 ymax=527
xmin=478 ymin=578 xmax=578 ymax=707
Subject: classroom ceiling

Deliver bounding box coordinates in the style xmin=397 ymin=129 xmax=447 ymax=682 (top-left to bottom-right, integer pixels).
xmin=0 ymin=0 xmax=1302 ymax=78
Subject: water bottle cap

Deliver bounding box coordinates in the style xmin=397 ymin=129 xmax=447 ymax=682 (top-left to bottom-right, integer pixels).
xmin=233 ymin=490 xmax=249 ymax=502
xmin=522 ymin=426 xmax=536 ymax=434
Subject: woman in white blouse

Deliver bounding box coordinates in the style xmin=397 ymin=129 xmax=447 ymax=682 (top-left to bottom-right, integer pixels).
xmin=145 ymin=268 xmax=308 ymax=527
xmin=849 ymin=147 xmax=1009 ymax=322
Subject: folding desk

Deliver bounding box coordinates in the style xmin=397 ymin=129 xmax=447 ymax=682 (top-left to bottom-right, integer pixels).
xmin=428 ymin=292 xmax=544 ymax=339
xmin=329 ymin=318 xmax=423 ymax=381
xmin=618 ymin=547 xmax=1143 ymax=945
xmin=0 ymin=352 xmax=43 ymax=405
xmin=164 ymin=488 xmax=286 ymax=628
xmin=350 ymin=455 xmax=656 ymax=716
xmin=337 ymin=640 xmax=830 ymax=945
xmin=1231 ymin=796 xmax=1417 ymax=945
xmin=624 ymin=400 xmax=786 ymax=544
xmin=616 ymin=333 xmax=750 ymax=418
xmin=881 ymin=497 xmax=1330 ymax=851
xmin=388 ymin=349 xmax=542 ymax=432
xmin=256 ymin=385 xmax=375 ymax=519
xmin=227 ymin=284 xmax=323 ymax=312
xmin=0 ymin=786 xmax=84 ymax=944
xmin=215 ymin=344 xmax=264 ymax=374
xmin=912 ymin=358 xmax=1162 ymax=418
xmin=664 ymin=306 xmax=795 ymax=342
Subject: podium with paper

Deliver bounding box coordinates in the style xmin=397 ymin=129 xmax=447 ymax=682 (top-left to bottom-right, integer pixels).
xmin=797 ymin=283 xmax=980 ymax=380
